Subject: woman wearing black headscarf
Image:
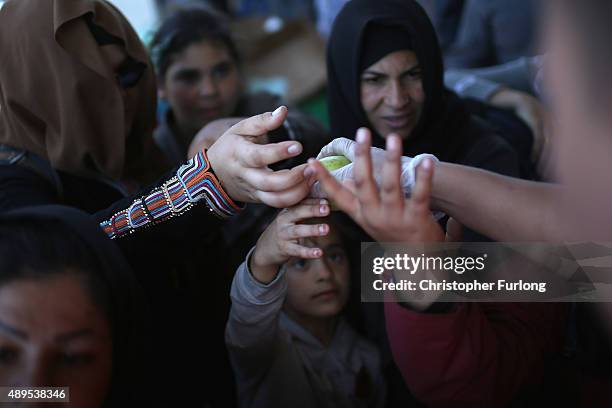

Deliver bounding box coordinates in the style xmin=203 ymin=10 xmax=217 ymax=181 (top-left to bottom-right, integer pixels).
xmin=323 ymin=0 xmax=566 ymax=406
xmin=327 ymin=0 xmax=519 ymax=177
xmin=0 ymin=206 xmax=150 ymax=407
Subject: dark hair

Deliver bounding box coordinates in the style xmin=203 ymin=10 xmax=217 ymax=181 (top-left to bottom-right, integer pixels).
xmin=150 ymin=5 xmax=240 ymax=78
xmin=0 ymin=218 xmax=111 ymax=310
xmin=0 ymin=211 xmax=149 ymax=406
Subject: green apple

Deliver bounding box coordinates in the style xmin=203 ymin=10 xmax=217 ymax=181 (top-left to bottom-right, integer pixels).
xmin=317 ymin=155 xmax=351 ymax=211
xmin=319 ymin=155 xmax=351 ymax=171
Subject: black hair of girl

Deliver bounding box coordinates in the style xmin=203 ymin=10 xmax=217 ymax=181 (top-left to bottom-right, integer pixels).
xmin=326 ymin=212 xmax=368 ymax=335
xmin=0 ymin=206 xmax=150 ymax=406
xmin=150 ymin=5 xmax=240 ymax=78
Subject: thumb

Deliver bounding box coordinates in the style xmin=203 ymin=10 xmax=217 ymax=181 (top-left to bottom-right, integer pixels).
xmin=230 ymin=106 xmax=288 ymax=139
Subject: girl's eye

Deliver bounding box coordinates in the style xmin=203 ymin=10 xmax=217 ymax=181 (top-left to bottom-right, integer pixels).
xmin=175 ymin=71 xmax=201 ymax=85
xmin=291 ymin=259 xmax=308 ymax=270
xmin=212 ymin=63 xmax=233 ymax=80
xmin=328 ymin=251 xmax=346 ymax=264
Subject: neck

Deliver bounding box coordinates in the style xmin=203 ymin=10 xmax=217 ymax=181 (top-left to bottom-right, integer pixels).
xmin=285 ymin=308 xmax=338 ymax=347
xmin=168 ymin=112 xmax=199 ymax=150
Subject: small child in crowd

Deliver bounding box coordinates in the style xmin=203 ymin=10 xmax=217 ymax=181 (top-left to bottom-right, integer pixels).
xmin=225 ymin=199 xmax=386 ymax=408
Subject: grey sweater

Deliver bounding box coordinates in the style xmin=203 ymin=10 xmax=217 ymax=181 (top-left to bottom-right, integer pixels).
xmin=225 ymin=250 xmax=386 ymax=408
xmin=445 ymin=0 xmax=540 ymax=69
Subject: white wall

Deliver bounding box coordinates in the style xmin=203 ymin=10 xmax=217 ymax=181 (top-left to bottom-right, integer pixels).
xmin=108 ymin=0 xmax=159 ymax=39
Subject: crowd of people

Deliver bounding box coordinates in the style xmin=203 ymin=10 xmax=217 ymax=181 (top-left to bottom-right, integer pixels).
xmin=0 ymin=0 xmax=611 ymax=406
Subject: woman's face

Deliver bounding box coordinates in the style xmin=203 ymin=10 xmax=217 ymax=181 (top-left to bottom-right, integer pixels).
xmin=284 ymin=227 xmax=350 ymax=320
xmin=160 ymin=40 xmax=242 ymax=136
xmin=360 ymin=49 xmax=425 ymax=140
xmin=0 ymin=274 xmax=112 ymax=407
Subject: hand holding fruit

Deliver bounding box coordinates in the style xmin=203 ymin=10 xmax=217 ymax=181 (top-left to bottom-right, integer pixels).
xmin=311 ymin=133 xmax=439 ymax=198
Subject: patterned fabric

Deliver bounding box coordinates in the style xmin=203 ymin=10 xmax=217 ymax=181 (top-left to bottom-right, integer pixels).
xmin=101 ymin=149 xmax=243 ymax=239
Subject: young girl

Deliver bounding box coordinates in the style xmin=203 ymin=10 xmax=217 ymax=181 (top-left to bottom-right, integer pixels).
xmin=225 ymin=199 xmax=385 ymax=408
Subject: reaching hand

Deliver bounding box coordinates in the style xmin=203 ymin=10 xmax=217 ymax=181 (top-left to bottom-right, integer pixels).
xmin=207 ymin=107 xmax=311 ymax=208
xmin=307 ymin=128 xmax=444 ymax=243
xmin=250 ymin=199 xmax=331 ymax=284
xmin=187 ymin=117 xmax=244 ymax=158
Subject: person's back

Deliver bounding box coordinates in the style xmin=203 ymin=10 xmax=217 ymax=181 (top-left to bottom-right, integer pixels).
xmin=445 ymin=0 xmax=540 ymax=69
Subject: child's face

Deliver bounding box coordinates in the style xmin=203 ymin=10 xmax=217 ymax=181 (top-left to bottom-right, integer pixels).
xmin=160 ymin=39 xmax=242 ymax=135
xmin=284 ymin=227 xmax=350 ymax=319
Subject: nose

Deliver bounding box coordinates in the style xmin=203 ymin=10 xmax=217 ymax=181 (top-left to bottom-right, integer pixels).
xmin=315 ymin=258 xmax=334 ymax=281
xmin=199 ymin=75 xmax=219 ymax=98
xmin=384 ymin=79 xmax=410 ymax=109
xmin=15 ymin=356 xmax=53 ymax=387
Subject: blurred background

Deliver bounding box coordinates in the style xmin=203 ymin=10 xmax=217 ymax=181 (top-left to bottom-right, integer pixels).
xmin=108 ymin=0 xmax=335 ymax=128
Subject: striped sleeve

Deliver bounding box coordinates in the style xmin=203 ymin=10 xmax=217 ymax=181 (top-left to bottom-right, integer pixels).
xmin=100 ymin=149 xmax=243 ymax=239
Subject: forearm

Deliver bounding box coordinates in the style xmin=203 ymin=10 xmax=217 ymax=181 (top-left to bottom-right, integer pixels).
xmin=225 ymin=249 xmax=286 ymax=350
xmin=96 ymin=149 xmax=242 ymax=240
xmin=430 ymin=162 xmax=565 ymax=241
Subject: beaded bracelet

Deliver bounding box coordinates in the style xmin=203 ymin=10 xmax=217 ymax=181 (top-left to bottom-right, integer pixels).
xmin=100 ymin=149 xmax=243 ymax=239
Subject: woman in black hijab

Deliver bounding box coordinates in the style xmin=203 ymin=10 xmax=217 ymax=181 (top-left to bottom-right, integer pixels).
xmin=0 ymin=206 xmax=150 ymax=407
xmin=327 ymin=0 xmax=520 ymax=177
xmin=325 ymin=1 xmax=566 ymax=406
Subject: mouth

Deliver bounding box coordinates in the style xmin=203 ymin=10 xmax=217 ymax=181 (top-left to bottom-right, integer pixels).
xmin=198 ymin=106 xmax=223 ymax=118
xmin=381 ymin=113 xmax=414 ymax=130
xmin=312 ymin=288 xmax=339 ymax=299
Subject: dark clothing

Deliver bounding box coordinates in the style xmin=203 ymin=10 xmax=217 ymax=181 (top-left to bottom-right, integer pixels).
xmin=0 ymin=205 xmax=151 ymax=406
xmin=0 ymin=155 xmax=236 ymax=407
xmin=0 ymin=0 xmax=237 ymax=406
xmin=445 ymin=0 xmax=540 ymax=69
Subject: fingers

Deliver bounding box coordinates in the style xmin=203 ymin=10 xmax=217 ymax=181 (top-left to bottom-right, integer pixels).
xmin=241 ymin=140 xmax=303 ymax=168
xmin=380 ymin=134 xmax=404 ymax=209
xmin=284 ymin=243 xmax=322 ymax=259
xmin=230 ymin=106 xmax=288 ymax=138
xmin=256 ymin=180 xmax=311 ymax=208
xmin=307 ymin=159 xmax=359 ymax=215
xmin=282 ymin=223 xmax=329 ymax=241
xmin=408 ymin=158 xmax=435 ymax=218
xmin=353 ymin=128 xmax=380 ymax=208
xmin=243 ymin=165 xmax=306 ymax=192
xmin=281 ymin=199 xmax=330 ymax=222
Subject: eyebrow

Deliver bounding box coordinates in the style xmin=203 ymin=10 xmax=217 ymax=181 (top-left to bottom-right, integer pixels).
xmin=212 ymin=59 xmax=233 ymax=68
xmin=0 ymin=319 xmax=27 ymax=340
xmin=324 ymin=243 xmax=344 ymax=252
xmin=362 ymin=63 xmax=421 ymax=77
xmin=173 ymin=67 xmax=201 ymax=76
xmin=55 ymin=329 xmax=95 ymax=344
